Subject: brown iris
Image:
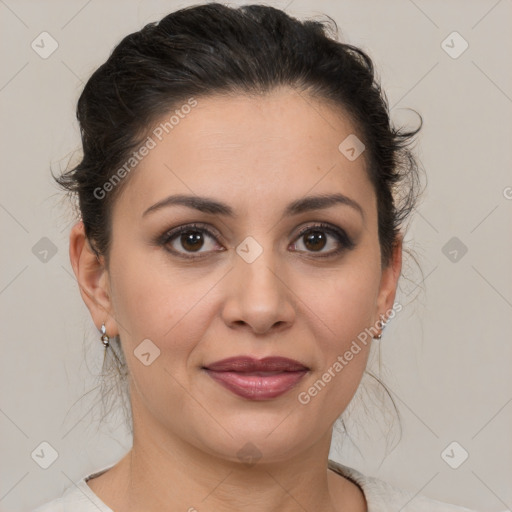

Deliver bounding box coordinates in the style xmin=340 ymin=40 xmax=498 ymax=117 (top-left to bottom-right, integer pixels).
xmin=180 ymin=231 xmax=204 ymax=252
xmin=302 ymin=231 xmax=327 ymax=252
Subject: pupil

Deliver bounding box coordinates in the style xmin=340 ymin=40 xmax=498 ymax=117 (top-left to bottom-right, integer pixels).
xmin=304 ymin=231 xmax=326 ymax=251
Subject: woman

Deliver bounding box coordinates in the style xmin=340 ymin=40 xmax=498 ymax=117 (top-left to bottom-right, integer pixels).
xmin=33 ymin=3 xmax=480 ymax=511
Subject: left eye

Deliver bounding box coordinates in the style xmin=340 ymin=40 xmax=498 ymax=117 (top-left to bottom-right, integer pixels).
xmin=290 ymin=223 xmax=354 ymax=256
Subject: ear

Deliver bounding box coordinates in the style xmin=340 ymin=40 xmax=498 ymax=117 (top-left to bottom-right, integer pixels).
xmin=69 ymin=221 xmax=118 ymax=336
xmin=375 ymin=234 xmax=403 ymax=324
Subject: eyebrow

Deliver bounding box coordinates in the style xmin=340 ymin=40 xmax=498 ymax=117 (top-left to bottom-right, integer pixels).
xmin=142 ymin=192 xmax=365 ymax=220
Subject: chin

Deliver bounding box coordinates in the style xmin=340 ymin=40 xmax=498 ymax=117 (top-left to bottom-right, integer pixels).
xmin=188 ymin=416 xmax=312 ymax=466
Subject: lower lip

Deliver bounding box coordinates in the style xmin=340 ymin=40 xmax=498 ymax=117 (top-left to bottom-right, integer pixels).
xmin=204 ymin=370 xmax=308 ymax=400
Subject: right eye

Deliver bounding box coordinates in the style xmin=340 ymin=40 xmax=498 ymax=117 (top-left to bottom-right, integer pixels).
xmin=159 ymin=223 xmax=225 ymax=259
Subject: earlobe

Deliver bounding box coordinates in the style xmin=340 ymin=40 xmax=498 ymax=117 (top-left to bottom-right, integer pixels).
xmin=69 ymin=221 xmax=117 ymax=336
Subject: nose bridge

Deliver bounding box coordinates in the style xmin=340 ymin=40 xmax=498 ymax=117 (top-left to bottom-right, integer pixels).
xmin=235 ymin=233 xmax=282 ymax=301
xmin=222 ymin=233 xmax=295 ymax=332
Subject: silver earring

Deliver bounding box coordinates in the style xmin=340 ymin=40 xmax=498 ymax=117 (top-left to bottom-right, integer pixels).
xmin=100 ymin=323 xmax=110 ymax=348
xmin=373 ymin=314 xmax=387 ymax=340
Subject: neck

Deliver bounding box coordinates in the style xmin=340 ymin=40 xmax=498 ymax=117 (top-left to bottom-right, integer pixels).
xmin=98 ymin=393 xmax=366 ymax=512
xmin=125 ymin=433 xmax=337 ymax=512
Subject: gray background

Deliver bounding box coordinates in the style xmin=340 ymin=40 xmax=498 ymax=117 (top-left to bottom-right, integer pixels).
xmin=1 ymin=0 xmax=511 ymax=511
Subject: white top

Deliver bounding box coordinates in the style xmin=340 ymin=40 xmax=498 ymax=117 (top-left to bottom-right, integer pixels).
xmin=31 ymin=459 xmax=487 ymax=512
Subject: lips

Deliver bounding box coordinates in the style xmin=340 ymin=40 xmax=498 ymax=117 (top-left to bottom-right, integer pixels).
xmin=204 ymin=356 xmax=309 ymax=372
xmin=203 ymin=356 xmax=309 ymax=400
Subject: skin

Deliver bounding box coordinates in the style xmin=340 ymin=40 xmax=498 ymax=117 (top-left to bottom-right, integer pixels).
xmin=69 ymin=86 xmax=402 ymax=512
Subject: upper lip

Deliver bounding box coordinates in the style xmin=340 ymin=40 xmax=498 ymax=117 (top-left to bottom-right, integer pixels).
xmin=203 ymin=356 xmax=309 ymax=372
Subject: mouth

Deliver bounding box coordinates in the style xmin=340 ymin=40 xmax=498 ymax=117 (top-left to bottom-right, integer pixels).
xmin=202 ymin=356 xmax=310 ymax=401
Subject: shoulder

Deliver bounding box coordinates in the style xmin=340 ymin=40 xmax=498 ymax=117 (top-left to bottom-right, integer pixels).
xmin=31 ymin=466 xmax=115 ymax=512
xmin=31 ymin=484 xmax=112 ymax=512
xmin=31 ymin=496 xmax=65 ymax=512
xmin=328 ymin=459 xmax=482 ymax=512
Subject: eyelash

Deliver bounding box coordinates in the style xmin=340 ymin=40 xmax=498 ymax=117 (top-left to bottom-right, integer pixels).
xmin=157 ymin=222 xmax=355 ymax=260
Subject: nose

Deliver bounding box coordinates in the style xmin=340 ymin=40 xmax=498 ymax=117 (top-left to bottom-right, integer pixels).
xmin=220 ymin=248 xmax=296 ymax=335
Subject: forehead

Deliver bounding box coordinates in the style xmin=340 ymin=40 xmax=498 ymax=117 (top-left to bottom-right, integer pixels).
xmin=114 ymin=88 xmax=374 ymax=221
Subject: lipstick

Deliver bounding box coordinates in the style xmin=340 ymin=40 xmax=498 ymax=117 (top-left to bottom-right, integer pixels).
xmin=203 ymin=356 xmax=309 ymax=400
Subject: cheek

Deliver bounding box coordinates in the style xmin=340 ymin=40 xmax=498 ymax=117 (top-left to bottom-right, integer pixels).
xmin=293 ymin=262 xmax=379 ymax=411
xmin=108 ymin=240 xmax=211 ymax=339
xmin=300 ymin=259 xmax=380 ymax=349
xmin=108 ymin=258 xmax=215 ymax=422
xmin=107 ymin=262 xmax=211 ymax=400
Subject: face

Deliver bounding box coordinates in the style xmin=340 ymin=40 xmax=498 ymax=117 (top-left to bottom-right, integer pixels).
xmin=72 ymin=87 xmax=401 ymax=464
